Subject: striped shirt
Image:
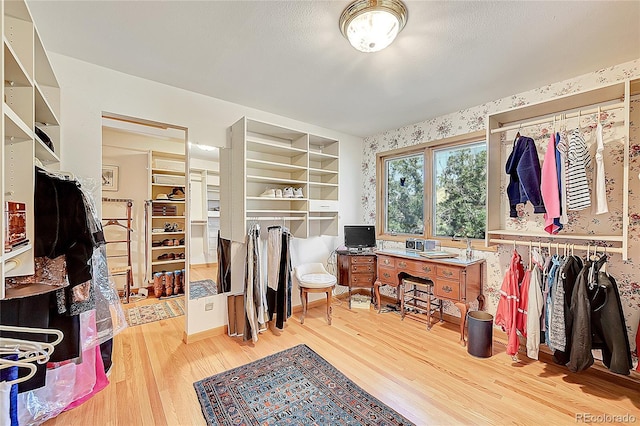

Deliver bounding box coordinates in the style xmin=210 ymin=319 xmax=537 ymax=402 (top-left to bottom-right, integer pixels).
xmin=566 ymin=129 xmax=591 ymax=211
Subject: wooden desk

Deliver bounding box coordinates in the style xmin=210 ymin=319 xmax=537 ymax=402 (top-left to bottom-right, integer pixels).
xmin=374 ymin=249 xmax=485 ymax=346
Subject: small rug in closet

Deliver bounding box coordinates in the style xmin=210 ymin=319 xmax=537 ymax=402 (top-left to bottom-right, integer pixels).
xmin=189 ymin=279 xmax=218 ymax=300
xmin=125 ymin=297 xmax=185 ymax=327
xmin=193 ymin=344 xmax=414 ymax=426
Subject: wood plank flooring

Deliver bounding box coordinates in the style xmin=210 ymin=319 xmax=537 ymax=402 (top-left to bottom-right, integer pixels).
xmin=46 ymin=299 xmax=640 ymax=425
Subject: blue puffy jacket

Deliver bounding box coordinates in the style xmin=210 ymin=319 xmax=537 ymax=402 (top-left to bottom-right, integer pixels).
xmin=505 ymin=136 xmax=546 ymax=217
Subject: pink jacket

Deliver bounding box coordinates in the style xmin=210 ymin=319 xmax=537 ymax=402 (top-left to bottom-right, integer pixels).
xmin=495 ymin=250 xmax=524 ymax=356
xmin=541 ymin=134 xmax=561 ymax=233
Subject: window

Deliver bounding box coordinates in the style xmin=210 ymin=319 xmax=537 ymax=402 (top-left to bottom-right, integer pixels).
xmin=383 ymin=153 xmax=424 ymax=235
xmin=433 ymin=142 xmax=486 ymax=239
xmin=377 ymin=131 xmax=486 ymax=243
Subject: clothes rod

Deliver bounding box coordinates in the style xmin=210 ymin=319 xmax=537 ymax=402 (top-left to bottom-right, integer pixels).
xmin=488 ymin=238 xmax=623 ymax=254
xmin=490 ymin=101 xmax=625 ymax=135
xmin=102 ymin=197 xmax=133 ymax=203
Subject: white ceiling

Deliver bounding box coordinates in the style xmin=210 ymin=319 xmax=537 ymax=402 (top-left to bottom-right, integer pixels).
xmin=27 ymin=1 xmax=640 ymax=138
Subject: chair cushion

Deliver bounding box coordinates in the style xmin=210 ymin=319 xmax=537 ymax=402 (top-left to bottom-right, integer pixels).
xmin=298 ymin=273 xmax=336 ymax=288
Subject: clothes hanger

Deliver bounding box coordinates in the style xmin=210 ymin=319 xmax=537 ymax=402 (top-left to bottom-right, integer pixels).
xmin=0 ymin=358 xmax=37 ymax=386
xmin=0 ymin=338 xmax=55 ymax=362
xmin=0 ymin=325 xmax=64 ymax=347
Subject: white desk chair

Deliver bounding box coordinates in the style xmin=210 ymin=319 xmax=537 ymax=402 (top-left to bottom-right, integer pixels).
xmin=294 ymin=263 xmax=337 ymax=325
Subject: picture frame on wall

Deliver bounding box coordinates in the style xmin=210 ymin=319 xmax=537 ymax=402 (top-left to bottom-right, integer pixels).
xmin=102 ymin=165 xmax=119 ymax=191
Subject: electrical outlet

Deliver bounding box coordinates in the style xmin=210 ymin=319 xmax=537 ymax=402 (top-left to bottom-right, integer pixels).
xmin=205 ymin=302 xmax=214 ymax=311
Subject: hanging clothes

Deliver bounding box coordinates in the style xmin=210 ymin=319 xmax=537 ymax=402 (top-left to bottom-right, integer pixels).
xmin=589 ymin=258 xmax=632 ymax=375
xmin=592 ymin=122 xmax=609 ymax=215
xmin=266 ymin=226 xmax=292 ymax=330
xmin=495 ymin=250 xmax=524 ymax=356
xmin=243 ymin=225 xmax=264 ymax=342
xmin=551 ymin=254 xmax=583 ymax=365
xmin=243 ymin=224 xmax=267 ymax=342
xmin=505 ymin=136 xmax=546 ymax=217
xmin=525 ymin=250 xmax=545 ymax=360
xmin=566 ymin=129 xmax=592 ymax=211
xmin=541 ymin=134 xmax=562 ymax=233
xmin=217 ymin=230 xmax=232 ymax=294
xmin=556 ymin=133 xmax=569 ymax=224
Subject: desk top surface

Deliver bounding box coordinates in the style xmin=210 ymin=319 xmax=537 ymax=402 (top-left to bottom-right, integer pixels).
xmin=374 ymin=249 xmax=485 ymax=267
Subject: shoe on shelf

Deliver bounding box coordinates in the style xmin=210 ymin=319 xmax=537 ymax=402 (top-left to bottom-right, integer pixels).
xmin=275 ymin=188 xmax=283 ymax=198
xmin=157 ymin=253 xmax=176 ymax=261
xmin=260 ymin=188 xmax=276 ymax=198
xmin=152 ymin=241 xmax=162 ymax=247
xmin=162 ymin=238 xmax=173 ymax=246
xmin=283 ymin=187 xmax=294 ymax=198
xmin=168 ymin=187 xmax=185 ymax=200
xmin=164 ymin=222 xmax=173 ymax=232
xmin=156 ymin=193 xmax=169 ymax=200
xmin=293 ymin=187 xmax=303 ymax=198
xmin=179 ymin=238 xmax=185 ymax=245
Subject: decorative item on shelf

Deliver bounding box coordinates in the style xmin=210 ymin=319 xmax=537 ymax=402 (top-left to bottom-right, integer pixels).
xmin=35 ymin=126 xmax=54 ymax=152
xmin=405 ymin=238 xmax=424 ymax=252
xmin=152 ymin=205 xmax=177 ymax=216
xmin=339 ymin=0 xmax=408 ymax=53
xmin=101 ymin=165 xmax=119 ymax=191
xmin=4 ymin=201 xmax=28 ymax=251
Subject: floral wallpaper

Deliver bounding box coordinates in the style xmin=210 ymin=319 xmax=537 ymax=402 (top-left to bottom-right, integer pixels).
xmin=362 ymin=58 xmax=640 ymax=365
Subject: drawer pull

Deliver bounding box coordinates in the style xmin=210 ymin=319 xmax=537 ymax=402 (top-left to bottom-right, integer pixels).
xmin=422 ymin=266 xmax=432 ymax=273
xmin=383 ymin=272 xmax=391 ymax=279
xmin=383 ymin=259 xmax=391 ymax=265
xmin=443 ymin=270 xmax=453 ymax=277
xmin=442 ymin=285 xmax=453 ymax=293
xmin=398 ymin=261 xmax=407 ymax=268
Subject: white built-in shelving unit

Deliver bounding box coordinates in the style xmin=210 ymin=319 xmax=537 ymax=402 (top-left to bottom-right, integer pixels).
xmin=222 ymin=117 xmax=339 ymax=242
xmin=2 ymin=0 xmax=61 ymax=299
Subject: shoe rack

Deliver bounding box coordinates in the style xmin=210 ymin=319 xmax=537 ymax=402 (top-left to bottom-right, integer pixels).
xmin=223 ymin=117 xmax=339 ymax=242
xmin=148 ymin=150 xmax=187 ymax=285
xmin=2 ymin=0 xmax=61 ymax=299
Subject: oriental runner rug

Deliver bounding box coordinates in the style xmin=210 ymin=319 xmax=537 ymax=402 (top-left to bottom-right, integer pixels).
xmin=189 ymin=279 xmax=218 ymax=300
xmin=193 ymin=344 xmax=414 ymax=425
xmin=125 ymin=297 xmax=185 ymax=327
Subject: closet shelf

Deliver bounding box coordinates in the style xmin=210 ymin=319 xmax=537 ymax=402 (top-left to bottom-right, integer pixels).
xmin=152 ymin=245 xmax=186 ymax=250
xmin=151 ymin=215 xmax=186 ymax=219
xmin=4 ymin=104 xmax=32 ymax=141
xmin=246 ymin=209 xmax=307 ymax=215
xmin=152 ymin=259 xmax=186 ymax=266
xmin=246 ymin=138 xmax=307 ymax=157
xmin=308 ymin=181 xmax=338 ymax=187
xmin=34 ymin=135 xmax=60 ymax=164
xmin=309 ymin=216 xmax=337 ymax=221
xmin=246 ymin=196 xmax=307 ymax=201
xmin=152 ymin=183 xmax=185 ymax=188
xmin=309 ymin=151 xmax=338 ymax=160
xmin=151 ymin=231 xmax=185 ymax=236
xmin=34 ymin=82 xmax=59 ymax=125
xmin=309 ymin=167 xmax=338 ymax=175
xmin=1 ymin=243 xmax=32 ymax=262
xmin=246 ymin=158 xmax=307 ymax=172
xmin=486 ymin=230 xmax=624 ymax=242
xmin=246 ymin=175 xmax=307 ymax=185
xmin=152 ymin=200 xmax=185 ymax=204
xmin=3 ymin=37 xmax=32 ymax=87
xmin=151 ymin=167 xmax=184 ymax=176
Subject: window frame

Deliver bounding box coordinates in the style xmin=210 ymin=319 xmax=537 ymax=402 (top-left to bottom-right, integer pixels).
xmin=376 ymin=130 xmax=488 ymax=250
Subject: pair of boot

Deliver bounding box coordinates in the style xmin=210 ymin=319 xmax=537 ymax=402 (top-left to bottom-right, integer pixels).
xmin=153 ymin=270 xmax=184 ymax=298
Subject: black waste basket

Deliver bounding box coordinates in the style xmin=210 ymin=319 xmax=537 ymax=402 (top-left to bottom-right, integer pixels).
xmin=467 ymin=311 xmax=493 ymax=358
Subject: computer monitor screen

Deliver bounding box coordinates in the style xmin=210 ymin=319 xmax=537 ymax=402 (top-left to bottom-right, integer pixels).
xmin=344 ymin=225 xmax=376 ymax=249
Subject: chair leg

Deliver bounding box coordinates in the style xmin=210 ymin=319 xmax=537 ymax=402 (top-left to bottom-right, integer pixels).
xmin=326 ymin=290 xmax=332 ymax=325
xmin=300 ymin=288 xmax=306 ymax=325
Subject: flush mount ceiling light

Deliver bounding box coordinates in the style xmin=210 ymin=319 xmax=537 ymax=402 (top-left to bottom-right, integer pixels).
xmin=339 ymin=0 xmax=408 ymax=53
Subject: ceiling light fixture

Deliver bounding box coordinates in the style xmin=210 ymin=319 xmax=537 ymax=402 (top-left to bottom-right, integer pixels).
xmin=339 ymin=0 xmax=408 ymax=53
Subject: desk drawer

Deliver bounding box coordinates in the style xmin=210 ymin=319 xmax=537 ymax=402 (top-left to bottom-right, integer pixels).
xmin=437 ymin=265 xmax=461 ymax=281
xmin=377 ymin=255 xmax=395 ymax=268
xmin=350 ymin=273 xmax=375 ymax=287
xmin=351 ymin=263 xmax=375 ymax=274
xmin=351 ymin=256 xmax=375 ymax=264
xmin=377 ymin=266 xmax=397 ymax=286
xmin=396 ymin=259 xmax=435 ymax=278
xmin=434 ymin=279 xmax=460 ymax=300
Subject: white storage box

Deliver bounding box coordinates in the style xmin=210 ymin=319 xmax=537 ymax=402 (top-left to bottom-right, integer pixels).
xmin=153 ymin=174 xmax=185 ymax=185
xmin=153 ymin=159 xmax=184 ymax=172
xmin=308 ymin=199 xmax=339 ymax=212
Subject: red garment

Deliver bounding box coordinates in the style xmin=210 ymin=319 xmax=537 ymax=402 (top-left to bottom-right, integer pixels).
xmin=495 ymin=250 xmax=524 ymax=356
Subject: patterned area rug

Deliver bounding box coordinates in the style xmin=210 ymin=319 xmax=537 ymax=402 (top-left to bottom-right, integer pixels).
xmin=189 ymin=279 xmax=218 ymax=300
xmin=193 ymin=344 xmax=414 ymax=426
xmin=126 ymin=297 xmax=185 ymax=327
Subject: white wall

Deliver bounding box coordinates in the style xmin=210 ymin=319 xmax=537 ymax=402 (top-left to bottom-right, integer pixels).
xmin=53 ymin=53 xmax=364 ymax=336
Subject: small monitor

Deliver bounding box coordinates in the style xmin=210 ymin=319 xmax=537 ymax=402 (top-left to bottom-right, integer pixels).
xmin=344 ymin=225 xmax=376 ymax=251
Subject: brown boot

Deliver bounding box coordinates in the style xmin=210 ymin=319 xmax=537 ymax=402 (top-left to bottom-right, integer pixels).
xmin=165 ymin=271 xmax=174 ymax=297
xmin=153 ymin=272 xmax=163 ymax=298
xmin=174 ymin=270 xmax=182 ymax=294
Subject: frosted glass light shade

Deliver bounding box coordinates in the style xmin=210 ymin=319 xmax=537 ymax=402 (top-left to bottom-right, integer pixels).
xmin=339 ymin=0 xmax=408 ymax=53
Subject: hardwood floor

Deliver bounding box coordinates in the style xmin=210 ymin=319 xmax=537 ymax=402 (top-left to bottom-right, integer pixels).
xmin=46 ymin=300 xmax=640 ymax=425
